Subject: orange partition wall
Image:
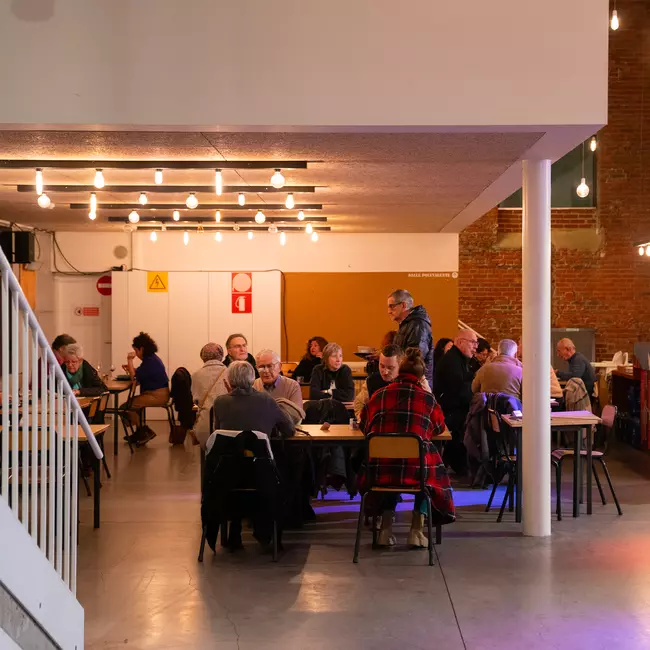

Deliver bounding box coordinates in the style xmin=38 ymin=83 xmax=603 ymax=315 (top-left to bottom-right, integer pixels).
xmin=281 ymin=272 xmax=458 ymax=362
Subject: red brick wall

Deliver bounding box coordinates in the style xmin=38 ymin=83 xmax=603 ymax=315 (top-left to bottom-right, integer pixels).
xmin=459 ymin=0 xmax=650 ymax=360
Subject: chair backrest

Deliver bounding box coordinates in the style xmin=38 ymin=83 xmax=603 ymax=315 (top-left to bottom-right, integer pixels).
xmin=601 ymin=404 xmax=617 ymax=429
xmin=368 ymin=434 xmax=420 ymax=460
xmin=87 ymin=398 xmax=99 ymax=419
xmin=98 ymin=392 xmax=110 ymax=413
xmin=281 ymin=362 xmax=297 ymax=376
xmin=125 ymin=380 xmax=138 ymax=407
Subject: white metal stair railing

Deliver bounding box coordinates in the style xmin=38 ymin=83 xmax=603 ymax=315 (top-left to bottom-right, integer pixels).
xmin=0 ymin=247 xmax=102 ymax=598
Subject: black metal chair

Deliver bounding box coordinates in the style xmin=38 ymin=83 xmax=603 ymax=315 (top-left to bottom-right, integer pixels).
xmin=552 ymin=404 xmax=622 ymax=520
xmin=353 ymin=433 xmax=437 ymax=566
xmin=117 ymin=381 xmax=138 ymax=454
xmin=484 ymin=409 xmax=518 ymax=523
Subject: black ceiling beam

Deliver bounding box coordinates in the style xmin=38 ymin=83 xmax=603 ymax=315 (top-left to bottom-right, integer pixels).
xmin=17 ymin=184 xmax=317 ymax=193
xmin=107 ymin=216 xmax=328 ymax=224
xmin=136 ymin=225 xmax=331 ymax=232
xmin=70 ymin=203 xmax=322 ymax=210
xmin=0 ymin=160 xmax=309 ymax=170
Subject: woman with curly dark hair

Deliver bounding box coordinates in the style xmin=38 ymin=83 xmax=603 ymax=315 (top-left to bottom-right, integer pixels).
xmin=291 ymin=335 xmax=328 ymax=382
xmin=122 ymin=332 xmax=169 ymax=446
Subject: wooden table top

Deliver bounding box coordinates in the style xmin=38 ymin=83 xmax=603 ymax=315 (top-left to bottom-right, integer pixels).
xmin=104 ymin=380 xmax=132 ymax=393
xmin=290 ymin=424 xmax=452 ymax=442
xmin=4 ymin=422 xmax=110 ymax=450
xmin=502 ymin=410 xmax=601 ymax=429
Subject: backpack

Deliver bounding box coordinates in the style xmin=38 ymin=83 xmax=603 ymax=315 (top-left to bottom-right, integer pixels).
xmin=169 ymin=367 xmax=195 ymax=444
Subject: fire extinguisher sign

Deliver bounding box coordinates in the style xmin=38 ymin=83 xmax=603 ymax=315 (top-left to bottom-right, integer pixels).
xmin=231 ymin=272 xmax=252 ymax=314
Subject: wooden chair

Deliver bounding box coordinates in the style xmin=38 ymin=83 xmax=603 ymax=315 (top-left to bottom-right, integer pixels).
xmin=281 ymin=362 xmax=297 ymax=376
xmin=353 ymin=433 xmax=436 ymax=566
xmin=551 ymin=404 xmax=622 ymax=520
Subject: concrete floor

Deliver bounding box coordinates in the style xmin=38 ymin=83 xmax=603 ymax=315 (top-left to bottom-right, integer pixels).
xmin=77 ymin=421 xmax=650 ymax=650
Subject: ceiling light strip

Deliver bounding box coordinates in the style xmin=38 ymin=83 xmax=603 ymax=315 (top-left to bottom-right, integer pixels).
xmin=16 ymin=185 xmax=318 ymax=193
xmin=106 ymin=215 xmax=328 ymax=223
xmin=0 ymin=160 xmax=311 ymax=170
xmin=70 ymin=203 xmax=323 ymax=210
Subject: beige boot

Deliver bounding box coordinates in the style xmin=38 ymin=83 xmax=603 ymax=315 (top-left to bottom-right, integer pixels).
xmin=377 ymin=511 xmax=396 ymax=547
xmin=407 ymin=511 xmax=428 ymax=548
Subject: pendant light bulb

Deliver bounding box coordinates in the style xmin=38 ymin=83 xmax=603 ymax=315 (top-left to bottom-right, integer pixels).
xmin=215 ymin=231 xmax=222 ymax=242
xmin=590 ymin=136 xmax=598 ymax=152
xmin=639 ymin=246 xmax=645 ymax=257
xmin=215 ymin=210 xmax=221 ymax=222
xmin=576 ymin=178 xmax=590 ymax=199
xmin=611 ymin=9 xmax=619 ymax=30
xmin=139 ymin=192 xmax=148 ymax=206
xmin=173 ymin=210 xmax=180 ymax=221
xmin=297 ymin=210 xmax=305 ymax=221
xmin=306 ymin=222 xmax=313 ymax=234
xmin=186 ymin=192 xmax=198 ymax=209
xmin=37 ymin=193 xmax=51 ymax=208
xmin=94 ymin=169 xmax=105 ymax=189
xmin=215 ymin=170 xmax=223 ymax=196
xmin=90 ymin=192 xmax=97 ymax=213
xmin=128 ymin=210 xmax=140 ymax=224
xmin=88 ymin=211 xmax=96 ymax=221
xmin=285 ymin=193 xmax=295 ymax=209
xmin=646 ymin=245 xmax=650 ymax=257
xmin=271 ymin=169 xmax=285 ymax=189
xmin=150 ymin=230 xmax=157 ymax=242
xmin=255 ymin=210 xmax=266 ymax=224
xmin=311 ymin=231 xmax=319 ymax=242
xmin=238 ymin=192 xmax=246 ymax=206
xmin=280 ymin=231 xmax=287 ymax=246
xmin=154 ymin=169 xmax=163 ymax=185
xmin=248 ymin=230 xmax=254 ymax=240
xmin=183 ymin=230 xmax=189 ymax=246
xmin=35 ymin=169 xmax=43 ymax=195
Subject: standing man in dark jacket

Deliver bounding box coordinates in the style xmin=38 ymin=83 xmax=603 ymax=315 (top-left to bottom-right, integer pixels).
xmin=388 ymin=289 xmax=434 ymax=386
xmin=433 ymin=329 xmax=479 ymax=475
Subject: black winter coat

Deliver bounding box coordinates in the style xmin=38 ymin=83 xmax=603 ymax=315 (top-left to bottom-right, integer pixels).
xmin=394 ymin=306 xmax=434 ymax=385
xmin=60 ymin=360 xmax=106 ymax=397
xmin=310 ymin=364 xmax=355 ymax=402
xmin=432 ymin=345 xmax=475 ymax=431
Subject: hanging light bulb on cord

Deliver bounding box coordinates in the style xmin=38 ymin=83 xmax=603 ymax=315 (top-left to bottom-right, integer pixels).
xmin=646 ymin=245 xmax=650 ymax=257
xmin=280 ymin=231 xmax=287 ymax=246
xmin=183 ymin=231 xmax=189 ymax=246
xmin=297 ymin=210 xmax=305 ymax=221
xmin=590 ymin=136 xmax=598 ymax=152
xmin=215 ymin=170 xmax=223 ymax=196
xmin=37 ymin=193 xmax=51 ymax=208
xmin=639 ymin=246 xmax=645 ymax=257
xmin=255 ymin=210 xmax=266 ymax=224
xmin=215 ymin=210 xmax=221 ymax=222
xmin=576 ymin=142 xmax=590 ymax=198
xmin=285 ymin=193 xmax=295 ymax=209
xmin=128 ymin=210 xmax=140 ymax=224
xmin=150 ymin=230 xmax=158 ymax=242
xmin=611 ymin=9 xmax=619 ymax=30
xmin=248 ymin=230 xmax=254 ymax=240
xmin=90 ymin=192 xmax=97 ymax=213
xmin=306 ymin=222 xmax=313 ymax=234
xmin=238 ymin=193 xmax=246 ymax=206
xmin=139 ymin=192 xmax=148 ymax=206
xmin=94 ymin=169 xmax=105 ymax=189
xmin=271 ymin=169 xmax=285 ymax=189
xmin=311 ymin=231 xmax=319 ymax=242
xmin=173 ymin=210 xmax=180 ymax=221
xmin=88 ymin=211 xmax=96 ymax=221
xmin=215 ymin=231 xmax=223 ymax=242
xmin=186 ymin=193 xmax=198 ymax=209
xmin=35 ymin=169 xmax=43 ymax=195
xmin=154 ymin=169 xmax=163 ymax=185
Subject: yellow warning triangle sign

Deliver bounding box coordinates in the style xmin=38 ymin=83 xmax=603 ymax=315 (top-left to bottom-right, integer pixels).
xmin=147 ymin=271 xmax=168 ymax=292
xmin=149 ymin=274 xmax=166 ymax=290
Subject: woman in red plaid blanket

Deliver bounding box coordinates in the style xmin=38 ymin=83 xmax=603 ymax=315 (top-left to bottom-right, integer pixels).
xmin=359 ymin=347 xmax=455 ymax=547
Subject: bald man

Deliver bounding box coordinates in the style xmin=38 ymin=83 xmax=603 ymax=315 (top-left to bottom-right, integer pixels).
xmin=556 ymin=338 xmax=596 ymax=396
xmin=433 ymin=329 xmax=479 ymax=474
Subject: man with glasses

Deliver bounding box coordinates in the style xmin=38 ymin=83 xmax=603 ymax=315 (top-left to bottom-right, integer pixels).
xmin=433 ymin=329 xmax=479 ymax=475
xmin=253 ymin=349 xmax=303 ymax=410
xmin=387 ymin=289 xmax=434 ymax=385
xmin=224 ymin=333 xmax=259 ymax=378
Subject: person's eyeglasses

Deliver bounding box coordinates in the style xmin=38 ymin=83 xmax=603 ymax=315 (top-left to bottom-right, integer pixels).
xmin=258 ymin=364 xmax=278 ymax=371
xmin=459 ymin=338 xmax=478 ymax=347
xmin=229 ymin=344 xmax=247 ymax=349
xmin=387 ymin=302 xmax=403 ymax=310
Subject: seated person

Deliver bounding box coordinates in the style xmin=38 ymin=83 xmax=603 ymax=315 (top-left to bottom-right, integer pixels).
xmin=433 ymin=337 xmax=454 ymax=368
xmin=223 ymin=333 xmax=259 ymax=378
xmin=471 ymin=339 xmax=522 ymax=399
xmin=365 ymin=330 xmax=397 ymax=375
xmin=192 ymin=343 xmax=228 ymax=448
xmin=359 ymin=348 xmax=455 ymax=547
xmin=310 ymin=343 xmax=355 ymax=402
xmin=354 ymin=344 xmax=431 ymax=420
xmin=556 ymin=338 xmax=596 ymax=396
xmin=469 ymin=338 xmax=493 ymax=374
xmin=53 ymin=333 xmax=76 ymax=365
xmin=62 ymin=343 xmax=106 ymax=397
xmin=517 ymin=337 xmax=563 ymax=399
xmin=212 ymin=361 xmax=294 ymax=439
xmin=253 ymin=349 xmax=303 ymax=410
xmin=123 ymin=332 xmax=170 ymax=446
xmin=291 ymin=336 xmax=328 ymax=382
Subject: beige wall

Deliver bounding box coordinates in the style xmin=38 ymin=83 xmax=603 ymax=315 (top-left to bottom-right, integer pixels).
xmin=0 ymin=0 xmax=607 ymax=129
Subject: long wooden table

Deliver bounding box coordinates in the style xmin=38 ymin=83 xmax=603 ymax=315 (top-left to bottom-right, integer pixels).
xmin=501 ymin=410 xmax=602 ymax=521
xmin=289 ymin=424 xmax=452 ymax=443
xmin=104 ymin=380 xmax=132 ymax=456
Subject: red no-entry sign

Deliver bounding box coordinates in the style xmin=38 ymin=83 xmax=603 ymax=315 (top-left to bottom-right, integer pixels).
xmin=96 ymin=275 xmax=112 ymax=296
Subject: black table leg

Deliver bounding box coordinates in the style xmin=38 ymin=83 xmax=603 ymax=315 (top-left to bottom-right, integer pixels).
xmin=573 ymin=428 xmax=580 ymax=517
xmin=586 ymin=425 xmax=592 ymax=515
xmin=93 ymin=454 xmax=100 ymax=529
xmin=113 ymin=392 xmax=119 ymax=456
xmin=516 ymin=428 xmax=522 ymax=523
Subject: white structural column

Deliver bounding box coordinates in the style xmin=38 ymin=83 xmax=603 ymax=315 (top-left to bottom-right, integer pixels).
xmin=522 ymin=159 xmax=552 ymax=537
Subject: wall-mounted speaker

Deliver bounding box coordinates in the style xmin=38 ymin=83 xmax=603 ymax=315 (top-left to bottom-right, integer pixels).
xmin=14 ymin=232 xmax=35 ymax=264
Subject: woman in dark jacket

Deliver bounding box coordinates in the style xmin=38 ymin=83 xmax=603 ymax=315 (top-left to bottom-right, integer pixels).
xmin=292 ymin=336 xmax=328 ymax=382
xmin=61 ymin=343 xmax=106 ymax=397
xmin=310 ymin=342 xmax=355 ymax=402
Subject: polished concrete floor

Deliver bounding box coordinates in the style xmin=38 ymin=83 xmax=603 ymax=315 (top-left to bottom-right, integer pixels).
xmin=77 ymin=421 xmax=650 ymax=650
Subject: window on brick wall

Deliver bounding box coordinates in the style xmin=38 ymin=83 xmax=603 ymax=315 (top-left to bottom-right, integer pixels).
xmin=500 ymin=142 xmax=597 ymax=208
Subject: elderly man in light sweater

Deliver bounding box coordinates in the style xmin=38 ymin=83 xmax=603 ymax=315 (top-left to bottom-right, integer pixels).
xmin=472 ymin=339 xmax=522 ymax=399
